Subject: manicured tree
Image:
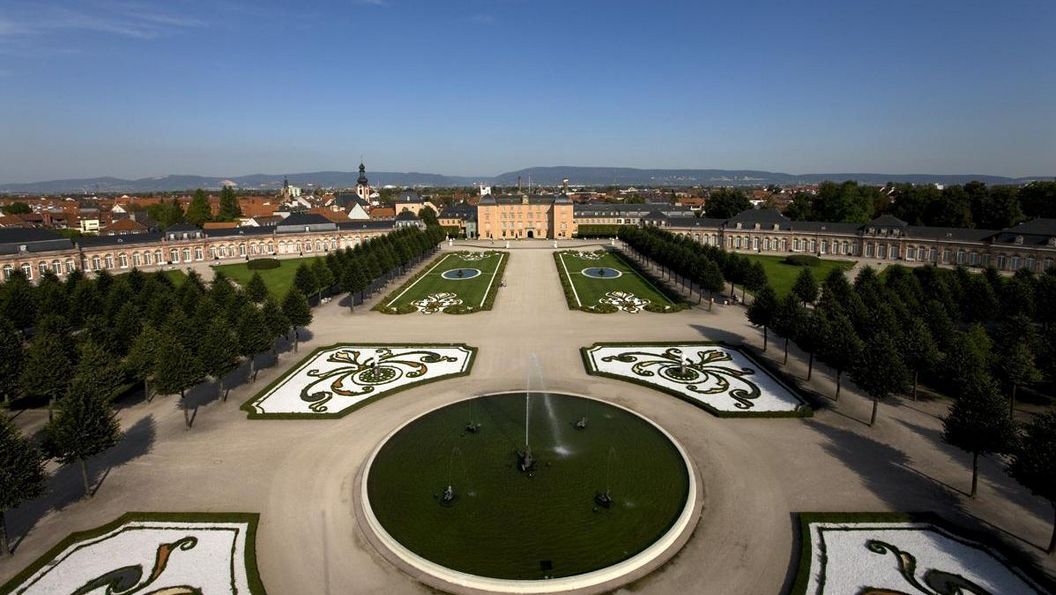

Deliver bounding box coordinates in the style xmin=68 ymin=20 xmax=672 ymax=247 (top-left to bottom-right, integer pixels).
xmin=340 ymin=265 xmax=363 ymax=312
xmin=943 ymin=325 xmax=993 ymax=395
xmin=261 ymin=296 xmax=289 ymax=355
xmin=1008 ymin=411 xmax=1056 ymax=555
xmin=792 ymin=268 xmax=819 ymax=306
xmin=771 ymin=294 xmax=804 ymax=365
xmin=942 ymin=376 xmax=1016 ymax=498
xmin=20 ymin=331 xmax=71 ymax=421
xmin=152 ymin=331 xmax=203 ymax=427
xmin=311 ymin=259 xmax=335 ymax=300
xmin=293 ymin=263 xmax=317 ymax=303
xmin=903 ymin=317 xmax=942 ymax=400
xmin=692 ymin=258 xmax=722 ymax=305
xmin=994 ymin=315 xmax=1041 ymax=415
xmin=851 ymin=333 xmax=910 ymax=426
xmin=821 ymin=266 xmax=852 ymax=305
xmin=73 ymin=339 xmax=120 ymax=403
xmin=0 ymin=319 xmax=23 ymax=405
xmin=246 ymin=272 xmax=268 ymax=303
xmin=209 ymin=272 xmax=236 ymax=312
xmin=237 ymin=306 xmax=272 ymax=381
xmin=125 ymin=324 xmax=162 ymax=402
xmin=0 ymin=273 xmax=36 ymax=331
xmin=47 ymin=374 xmax=122 ymax=498
xmin=743 ymin=261 xmax=768 ymax=302
xmin=796 ymin=310 xmax=829 ymax=381
xmin=110 ymin=302 xmax=142 ymax=358
xmin=282 ymin=289 xmax=312 ymax=352
xmin=818 ymin=311 xmax=863 ymax=401
xmin=0 ymin=414 xmax=47 ymax=556
xmin=746 ymin=285 xmax=779 ymax=351
xmin=198 ymin=317 xmax=239 ymax=401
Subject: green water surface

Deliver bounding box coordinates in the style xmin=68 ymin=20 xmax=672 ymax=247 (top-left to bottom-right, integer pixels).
xmin=365 ymin=393 xmax=690 ymax=580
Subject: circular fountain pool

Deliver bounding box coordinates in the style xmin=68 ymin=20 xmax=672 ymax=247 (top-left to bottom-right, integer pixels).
xmin=441 ymin=268 xmax=482 ymax=280
xmin=580 ymin=267 xmax=623 ymax=279
xmin=359 ymin=392 xmax=698 ymax=593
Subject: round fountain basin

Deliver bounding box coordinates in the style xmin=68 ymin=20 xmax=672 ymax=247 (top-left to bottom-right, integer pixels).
xmin=441 ymin=268 xmax=482 ymax=280
xmin=360 ymin=393 xmax=695 ymax=591
xmin=580 ymin=267 xmax=623 ymax=279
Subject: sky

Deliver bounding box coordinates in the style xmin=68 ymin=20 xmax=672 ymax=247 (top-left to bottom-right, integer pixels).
xmin=0 ymin=0 xmax=1054 ymax=183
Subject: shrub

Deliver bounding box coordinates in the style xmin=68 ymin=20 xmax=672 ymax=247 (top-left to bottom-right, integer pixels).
xmin=784 ymin=254 xmax=820 ymax=267
xmin=247 ymin=258 xmax=281 ymax=270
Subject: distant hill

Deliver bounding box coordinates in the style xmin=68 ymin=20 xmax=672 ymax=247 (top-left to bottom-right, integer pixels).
xmin=0 ymin=167 xmax=1048 ymax=194
xmin=491 ymin=166 xmax=1048 ymax=187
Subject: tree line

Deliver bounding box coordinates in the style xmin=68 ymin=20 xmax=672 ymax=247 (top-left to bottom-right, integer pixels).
xmin=744 ymin=256 xmax=1056 ymax=553
xmin=0 ymin=225 xmax=443 ymax=555
xmin=145 ymin=186 xmax=243 ymax=229
xmin=782 ymin=180 xmax=1056 ymax=229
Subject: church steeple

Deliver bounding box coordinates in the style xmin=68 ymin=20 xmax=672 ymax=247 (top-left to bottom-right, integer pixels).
xmin=357 ymin=161 xmax=368 ymax=186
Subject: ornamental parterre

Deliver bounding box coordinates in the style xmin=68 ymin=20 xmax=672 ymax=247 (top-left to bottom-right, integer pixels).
xmin=243 ymin=344 xmax=475 ymax=418
xmin=412 ymin=292 xmax=463 ymax=314
xmin=582 ymin=343 xmax=809 ymax=415
xmin=796 ymin=517 xmax=1047 ymax=595
xmin=3 ymin=513 xmax=263 ymax=595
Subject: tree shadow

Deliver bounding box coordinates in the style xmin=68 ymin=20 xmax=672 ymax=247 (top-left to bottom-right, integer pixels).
xmin=809 ymin=421 xmax=959 ymax=511
xmin=8 ymin=415 xmax=156 ymax=552
xmin=688 ymin=324 xmax=750 ymax=346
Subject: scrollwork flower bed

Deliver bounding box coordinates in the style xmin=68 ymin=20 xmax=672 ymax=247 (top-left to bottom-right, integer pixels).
xmin=242 ymin=343 xmax=476 ymax=418
xmin=1 ymin=513 xmax=265 ymax=595
xmin=581 ymin=342 xmax=810 ymax=417
xmin=790 ymin=513 xmax=1051 ymax=595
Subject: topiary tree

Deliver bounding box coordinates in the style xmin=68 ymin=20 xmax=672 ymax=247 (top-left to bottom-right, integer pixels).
xmin=47 ymin=375 xmax=122 ymax=497
xmin=311 ymin=259 xmax=335 ymax=300
xmin=1008 ymin=411 xmax=1056 ymax=555
xmin=746 ymin=285 xmax=778 ymax=351
xmin=72 ymin=339 xmax=120 ymax=403
xmin=152 ymin=331 xmax=204 ymax=427
xmin=903 ymin=317 xmax=942 ymax=400
xmin=0 ymin=319 xmax=23 ymax=405
xmin=246 ymin=272 xmax=268 ymax=303
xmin=796 ymin=310 xmax=829 ymax=381
xmin=817 ymin=311 xmax=863 ymax=401
xmin=261 ymin=296 xmax=289 ymax=355
xmin=237 ymin=305 xmax=272 ymax=381
xmin=792 ymin=268 xmax=819 ymax=306
xmin=772 ymin=294 xmax=804 ymax=365
xmin=198 ymin=317 xmax=239 ymax=402
xmin=0 ymin=414 xmax=47 ymax=555
xmin=125 ymin=324 xmax=162 ymax=402
xmin=20 ymin=331 xmax=71 ymax=421
xmin=943 ymin=375 xmax=1016 ymax=498
xmin=282 ymin=289 xmax=312 ymax=352
xmin=742 ymin=261 xmax=768 ymax=302
xmin=851 ymin=333 xmax=910 ymax=426
xmin=293 ymin=263 xmax=317 ymax=303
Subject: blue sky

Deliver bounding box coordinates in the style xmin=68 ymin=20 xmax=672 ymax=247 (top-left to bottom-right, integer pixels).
xmin=0 ymin=0 xmax=1053 ymax=182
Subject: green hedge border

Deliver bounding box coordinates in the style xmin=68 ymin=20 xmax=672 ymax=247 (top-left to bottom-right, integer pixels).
xmin=0 ymin=512 xmax=266 ymax=594
xmin=789 ymin=512 xmax=1055 ymax=595
xmin=579 ymin=341 xmax=813 ymax=418
xmin=240 ymin=342 xmax=478 ymax=420
xmin=553 ymin=250 xmax=689 ymax=314
xmin=374 ymin=251 xmax=506 ymax=315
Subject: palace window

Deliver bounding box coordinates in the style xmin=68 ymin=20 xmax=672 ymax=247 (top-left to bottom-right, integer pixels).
xmin=906 ymin=246 xmax=916 ymax=260
xmin=1011 ymin=256 xmax=1021 ymax=270
xmin=133 ymin=253 xmax=142 ymax=267
xmin=51 ymin=260 xmax=61 ymax=273
xmin=941 ymin=250 xmax=950 ymax=264
xmin=182 ymin=248 xmax=191 ymax=262
xmin=119 ymin=253 xmax=129 ymax=268
xmin=865 ymin=243 xmax=874 ymax=257
xmin=38 ymin=262 xmax=48 ymax=275
xmin=65 ymin=259 xmax=75 ymax=273
xmin=2 ymin=265 xmax=11 ymax=279
xmin=996 ymin=255 xmax=1007 ymax=269
xmin=154 ymin=250 xmax=163 ymax=263
xmin=104 ymin=255 xmax=114 ymax=269
xmin=195 ymin=247 xmax=204 ymax=260
xmin=170 ymin=249 xmax=179 ymax=263
xmin=21 ymin=263 xmax=32 ymax=278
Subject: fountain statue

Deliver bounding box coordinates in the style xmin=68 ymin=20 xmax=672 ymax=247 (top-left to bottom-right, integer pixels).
xmin=575 ymin=416 xmax=588 ymax=430
xmin=594 ymin=490 xmax=614 ymax=508
xmin=440 ymin=484 xmax=456 ymax=506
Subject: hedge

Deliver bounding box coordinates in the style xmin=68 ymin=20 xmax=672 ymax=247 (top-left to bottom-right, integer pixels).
xmin=246 ymin=258 xmax=280 ymax=270
xmin=784 ymin=254 xmax=820 ymax=267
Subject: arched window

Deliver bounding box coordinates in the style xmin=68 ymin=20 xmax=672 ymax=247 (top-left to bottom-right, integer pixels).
xmin=170 ymin=249 xmax=179 ymax=263
xmin=51 ymin=260 xmax=62 ymax=273
xmin=119 ymin=253 xmax=128 ymax=268
xmin=64 ymin=259 xmax=75 ymax=273
xmin=239 ymin=244 xmax=246 ymax=256
xmin=104 ymin=254 xmax=114 ymax=269
xmin=154 ymin=250 xmax=163 ymax=263
xmin=38 ymin=261 xmax=48 ymax=275
xmin=182 ymin=248 xmax=191 ymax=262
xmin=133 ymin=252 xmax=142 ymax=267
xmin=92 ymin=256 xmax=101 ymax=270
xmin=21 ymin=263 xmax=32 ymax=278
xmin=2 ymin=265 xmax=11 ymax=280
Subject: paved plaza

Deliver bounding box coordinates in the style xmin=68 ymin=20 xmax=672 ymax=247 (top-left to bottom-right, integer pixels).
xmin=2 ymin=241 xmax=1054 ymax=594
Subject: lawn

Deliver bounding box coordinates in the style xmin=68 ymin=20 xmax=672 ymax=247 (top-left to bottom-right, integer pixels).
xmin=158 ymin=269 xmax=188 ymax=286
xmin=741 ymin=254 xmax=854 ymax=297
xmin=556 ymin=250 xmax=678 ymax=312
xmin=212 ymin=256 xmax=322 ymax=299
xmin=378 ymin=251 xmax=506 ymax=314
